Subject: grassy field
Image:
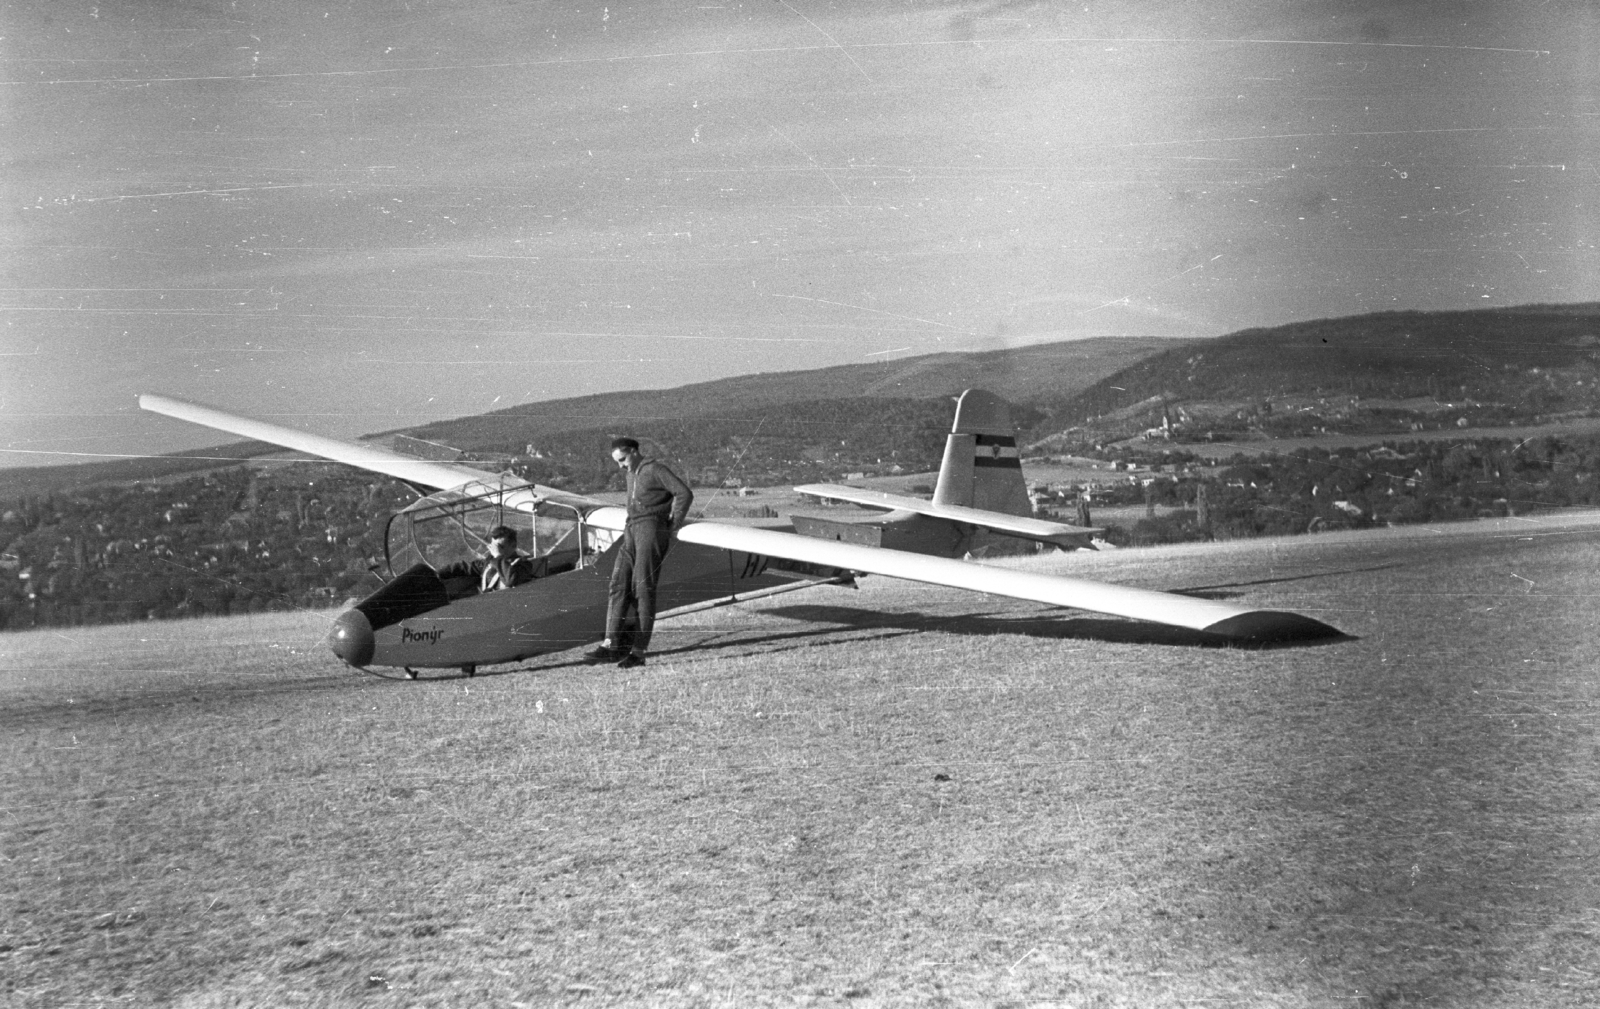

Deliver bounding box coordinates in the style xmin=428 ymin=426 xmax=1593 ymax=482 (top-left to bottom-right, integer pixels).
xmin=4 ymin=513 xmax=1599 ymax=1007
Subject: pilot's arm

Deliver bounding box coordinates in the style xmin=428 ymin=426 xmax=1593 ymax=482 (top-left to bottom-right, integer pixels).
xmin=436 ymin=557 xmax=485 ymax=581
xmin=506 ymin=554 xmax=537 ymax=587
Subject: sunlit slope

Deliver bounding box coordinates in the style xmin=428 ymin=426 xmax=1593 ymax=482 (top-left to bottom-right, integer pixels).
xmin=1050 ymin=303 xmax=1600 ymax=436
xmin=382 ymin=336 xmax=1181 ymax=452
xmin=0 ymin=337 xmax=1175 ymax=495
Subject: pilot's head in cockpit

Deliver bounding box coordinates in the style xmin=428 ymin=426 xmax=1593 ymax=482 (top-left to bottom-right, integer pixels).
xmin=487 ymin=525 xmax=520 ymax=557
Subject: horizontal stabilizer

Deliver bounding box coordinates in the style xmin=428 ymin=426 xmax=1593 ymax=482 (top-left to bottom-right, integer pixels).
xmin=795 ymin=483 xmax=1099 ymax=547
xmin=679 ymin=522 xmax=1341 ymax=644
xmin=140 ymin=394 xmax=504 ymax=492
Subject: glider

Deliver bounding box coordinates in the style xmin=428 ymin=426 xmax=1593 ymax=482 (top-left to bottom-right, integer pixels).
xmin=138 ymin=388 xmax=1341 ymax=676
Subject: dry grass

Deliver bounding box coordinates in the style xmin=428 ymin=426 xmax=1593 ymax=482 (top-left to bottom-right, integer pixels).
xmin=4 ymin=514 xmax=1599 ymax=1007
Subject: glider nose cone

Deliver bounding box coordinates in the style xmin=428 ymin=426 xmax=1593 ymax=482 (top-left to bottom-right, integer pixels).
xmin=329 ymin=608 xmax=375 ymax=668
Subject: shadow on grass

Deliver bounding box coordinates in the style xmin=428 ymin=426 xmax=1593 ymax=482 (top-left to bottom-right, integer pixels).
xmin=754 ymin=603 xmax=1353 ymax=651
xmin=372 ymin=626 xmax=925 ymax=682
xmin=652 ymin=626 xmax=920 ymax=662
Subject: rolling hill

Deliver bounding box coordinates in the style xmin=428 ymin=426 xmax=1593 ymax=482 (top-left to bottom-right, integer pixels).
xmin=358 ymin=336 xmax=1190 ymax=491
xmin=377 ymin=336 xmax=1184 ymax=453
xmin=1038 ymin=303 xmax=1600 ymax=446
xmin=378 ymin=304 xmax=1600 ymax=485
xmin=0 ymin=337 xmax=1180 ymax=499
xmin=10 ymin=304 xmax=1600 ymax=498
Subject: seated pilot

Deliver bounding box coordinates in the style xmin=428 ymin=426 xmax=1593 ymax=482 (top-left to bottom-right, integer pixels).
xmin=438 ymin=524 xmax=536 ymax=593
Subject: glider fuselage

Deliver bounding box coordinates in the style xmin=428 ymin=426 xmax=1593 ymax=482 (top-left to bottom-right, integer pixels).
xmin=329 ymin=536 xmax=818 ymax=672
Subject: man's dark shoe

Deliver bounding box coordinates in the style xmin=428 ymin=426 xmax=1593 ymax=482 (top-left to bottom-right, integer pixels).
xmin=616 ymin=653 xmax=647 ymax=669
xmin=585 ymin=645 xmax=624 ymax=663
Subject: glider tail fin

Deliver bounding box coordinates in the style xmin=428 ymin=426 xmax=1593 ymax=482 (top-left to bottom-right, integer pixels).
xmin=932 ymin=389 xmax=1032 ymax=518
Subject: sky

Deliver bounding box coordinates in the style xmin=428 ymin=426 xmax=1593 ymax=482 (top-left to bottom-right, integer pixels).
xmin=2 ymin=0 xmax=1596 ymax=467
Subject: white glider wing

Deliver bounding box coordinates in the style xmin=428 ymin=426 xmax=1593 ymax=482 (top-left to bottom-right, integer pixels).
xmin=140 ymin=393 xmax=504 ymax=492
xmin=795 ymin=482 xmax=1099 ymax=546
xmin=678 ymin=522 xmax=1340 ymax=644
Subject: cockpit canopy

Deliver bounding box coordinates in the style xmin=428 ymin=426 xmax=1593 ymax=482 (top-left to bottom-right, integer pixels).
xmin=385 ymin=479 xmax=619 ymax=584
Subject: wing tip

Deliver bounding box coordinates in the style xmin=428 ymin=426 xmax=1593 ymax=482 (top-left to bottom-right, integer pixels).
xmin=1200 ymin=610 xmax=1348 ymax=646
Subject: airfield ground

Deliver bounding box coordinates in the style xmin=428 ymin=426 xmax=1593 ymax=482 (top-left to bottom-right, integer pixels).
xmin=3 ymin=512 xmax=1598 ymax=1007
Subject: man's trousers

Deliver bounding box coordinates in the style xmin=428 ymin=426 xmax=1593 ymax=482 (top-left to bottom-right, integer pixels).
xmin=606 ymin=517 xmax=672 ymax=653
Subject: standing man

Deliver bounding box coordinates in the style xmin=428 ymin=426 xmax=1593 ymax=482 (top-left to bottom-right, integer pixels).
xmin=586 ymin=437 xmax=694 ymax=668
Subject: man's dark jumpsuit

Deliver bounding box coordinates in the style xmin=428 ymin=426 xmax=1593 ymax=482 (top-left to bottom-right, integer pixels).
xmin=607 ymin=459 xmax=694 ymax=655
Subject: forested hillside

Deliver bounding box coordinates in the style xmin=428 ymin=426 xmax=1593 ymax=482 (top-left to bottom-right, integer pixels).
xmin=385 ymin=336 xmax=1177 ymax=453
xmin=397 ymin=304 xmax=1600 ymax=463
xmin=1047 ymin=304 xmax=1600 ymax=444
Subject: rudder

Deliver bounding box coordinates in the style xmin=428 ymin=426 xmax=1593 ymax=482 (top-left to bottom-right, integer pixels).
xmin=932 ymin=389 xmax=1031 ymax=517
